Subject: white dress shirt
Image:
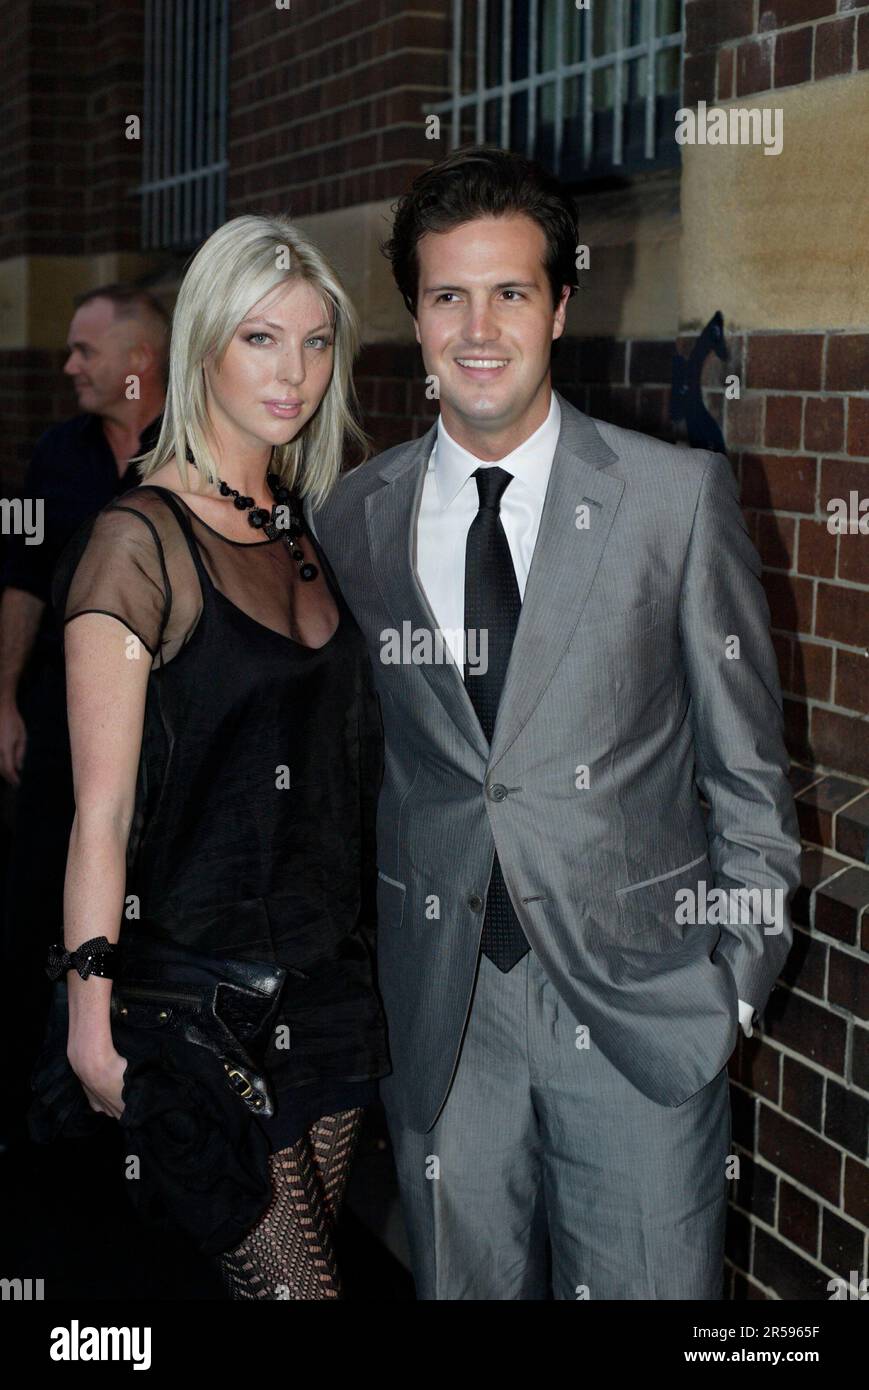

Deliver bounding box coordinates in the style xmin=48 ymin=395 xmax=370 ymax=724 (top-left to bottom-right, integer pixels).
xmin=412 ymin=392 xmax=756 ymax=1040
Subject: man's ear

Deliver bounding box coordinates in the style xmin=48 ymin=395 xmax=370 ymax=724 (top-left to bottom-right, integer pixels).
xmin=552 ymin=285 xmax=571 ymax=341
xmin=124 ymin=341 xmax=152 ymax=392
xmin=131 ymin=340 xmax=156 ymax=375
xmin=413 ymin=315 xmax=421 ymax=346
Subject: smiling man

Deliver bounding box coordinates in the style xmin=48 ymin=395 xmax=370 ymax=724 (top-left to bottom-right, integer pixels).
xmin=309 ymin=146 xmax=801 ymax=1300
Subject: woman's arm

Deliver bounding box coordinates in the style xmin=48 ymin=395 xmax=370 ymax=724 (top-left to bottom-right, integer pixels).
xmin=62 ymin=612 xmax=151 ymax=1118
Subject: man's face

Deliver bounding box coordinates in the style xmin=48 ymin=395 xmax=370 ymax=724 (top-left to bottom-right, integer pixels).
xmin=413 ymin=213 xmax=570 ymax=449
xmin=63 ymin=299 xmax=141 ymax=415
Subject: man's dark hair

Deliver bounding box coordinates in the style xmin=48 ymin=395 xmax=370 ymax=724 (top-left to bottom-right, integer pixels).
xmin=73 ymin=282 xmax=170 ymax=330
xmin=382 ymin=145 xmax=579 ymax=316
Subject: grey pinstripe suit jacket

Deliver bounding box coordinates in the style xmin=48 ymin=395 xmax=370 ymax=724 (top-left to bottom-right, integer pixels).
xmin=310 ymin=392 xmax=800 ymax=1134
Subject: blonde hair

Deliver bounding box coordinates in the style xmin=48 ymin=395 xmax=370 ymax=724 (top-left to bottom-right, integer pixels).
xmin=138 ymin=214 xmax=369 ymax=509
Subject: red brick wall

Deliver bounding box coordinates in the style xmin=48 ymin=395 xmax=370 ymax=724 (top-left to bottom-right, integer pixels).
xmin=0 ymin=0 xmax=145 ymax=261
xmin=1 ymin=0 xmax=32 ymax=261
xmin=727 ymin=768 xmax=868 ymax=1298
xmin=227 ymin=0 xmax=451 ymax=217
xmin=82 ymin=0 xmax=148 ymax=256
xmin=1 ymin=0 xmax=89 ymax=260
xmin=0 ymin=0 xmax=147 ymax=487
xmin=601 ymin=329 xmax=869 ymax=784
xmin=684 ymin=0 xmax=869 ymax=103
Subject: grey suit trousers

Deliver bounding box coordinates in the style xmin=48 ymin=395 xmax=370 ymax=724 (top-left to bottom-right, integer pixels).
xmin=382 ymin=947 xmax=732 ymax=1300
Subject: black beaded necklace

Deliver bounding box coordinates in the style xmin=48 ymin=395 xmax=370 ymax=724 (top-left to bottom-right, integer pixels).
xmin=189 ymin=451 xmax=318 ymax=581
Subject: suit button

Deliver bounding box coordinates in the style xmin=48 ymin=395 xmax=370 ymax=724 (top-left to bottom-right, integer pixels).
xmin=467 ymin=894 xmax=484 ymax=911
xmin=488 ymin=783 xmax=508 ymax=801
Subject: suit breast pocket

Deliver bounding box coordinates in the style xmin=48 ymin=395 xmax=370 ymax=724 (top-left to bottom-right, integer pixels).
xmin=581 ymin=598 xmax=662 ymax=634
xmin=614 ymin=852 xmax=713 ymax=948
xmin=563 ymin=599 xmax=675 ymax=666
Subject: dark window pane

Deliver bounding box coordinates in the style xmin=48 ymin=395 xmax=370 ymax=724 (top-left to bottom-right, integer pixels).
xmin=485 ymin=1 xmax=504 ymax=88
xmin=656 ymin=45 xmax=680 ymax=95
xmin=484 ymin=98 xmax=501 ymax=143
xmin=510 ymin=88 xmax=530 ymax=151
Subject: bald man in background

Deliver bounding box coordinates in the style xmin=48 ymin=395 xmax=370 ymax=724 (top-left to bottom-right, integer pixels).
xmin=0 ymin=285 xmax=168 ymax=1141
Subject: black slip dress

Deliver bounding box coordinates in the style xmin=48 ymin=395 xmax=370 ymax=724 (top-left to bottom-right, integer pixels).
xmin=52 ymin=482 xmax=391 ymax=1152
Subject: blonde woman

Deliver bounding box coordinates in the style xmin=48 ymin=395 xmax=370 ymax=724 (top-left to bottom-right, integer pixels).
xmin=51 ymin=215 xmax=390 ymax=1299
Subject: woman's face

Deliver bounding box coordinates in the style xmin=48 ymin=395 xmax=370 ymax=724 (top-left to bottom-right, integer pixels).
xmin=203 ymin=278 xmax=335 ymax=455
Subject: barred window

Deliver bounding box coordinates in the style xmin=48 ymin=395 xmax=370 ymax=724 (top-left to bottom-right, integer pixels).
xmin=429 ymin=0 xmax=683 ymax=181
xmin=138 ymin=0 xmax=229 ymax=250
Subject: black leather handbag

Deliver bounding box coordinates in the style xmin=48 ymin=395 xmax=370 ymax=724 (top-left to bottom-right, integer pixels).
xmin=28 ymin=932 xmax=294 ymax=1255
xmin=109 ymin=929 xmax=290 ymax=1117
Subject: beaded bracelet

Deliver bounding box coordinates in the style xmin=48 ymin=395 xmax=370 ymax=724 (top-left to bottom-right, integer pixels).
xmin=45 ymin=936 xmax=118 ymax=982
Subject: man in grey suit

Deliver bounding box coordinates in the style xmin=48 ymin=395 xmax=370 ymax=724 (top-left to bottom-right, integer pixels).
xmin=308 ymin=146 xmax=800 ymax=1299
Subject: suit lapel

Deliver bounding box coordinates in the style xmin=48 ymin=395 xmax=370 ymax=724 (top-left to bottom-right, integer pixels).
xmin=488 ymin=400 xmax=624 ymax=770
xmin=366 ymin=424 xmax=491 ymax=762
xmin=365 ymin=394 xmax=625 ymax=768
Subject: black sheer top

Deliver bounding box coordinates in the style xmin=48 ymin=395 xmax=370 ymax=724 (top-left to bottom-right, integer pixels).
xmin=52 ymin=484 xmax=391 ymax=1149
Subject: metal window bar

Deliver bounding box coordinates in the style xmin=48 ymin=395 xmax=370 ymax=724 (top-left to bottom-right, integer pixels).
xmin=612 ymin=0 xmax=625 ymax=168
xmin=476 ymin=0 xmax=486 ymax=142
xmin=450 ymin=0 xmax=462 ymax=146
xmin=553 ymin=0 xmax=564 ymax=173
xmin=195 ymin=0 xmax=206 ymax=239
xmin=526 ymin=0 xmax=538 ymax=157
xmin=428 ymin=0 xmax=681 ymax=174
xmin=162 ymin=0 xmax=171 ymax=247
xmin=582 ymin=0 xmax=593 ymax=168
xmin=184 ymin=0 xmax=194 ymax=242
xmin=645 ymin=0 xmax=657 ymax=163
xmin=206 ymin=0 xmax=215 ymax=236
xmin=141 ymin=0 xmax=153 ymax=248
xmin=138 ymin=0 xmax=229 ymax=250
xmin=174 ymin=0 xmax=183 ymax=246
xmin=217 ymin=0 xmax=229 ymax=229
xmin=500 ymin=0 xmax=512 ymax=148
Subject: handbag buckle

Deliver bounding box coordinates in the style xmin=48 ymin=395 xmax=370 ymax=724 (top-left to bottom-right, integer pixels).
xmin=222 ymin=1061 xmax=258 ymax=1106
xmin=223 ymin=1063 xmax=268 ymax=1112
xmin=223 ymin=1062 xmax=254 ymax=1099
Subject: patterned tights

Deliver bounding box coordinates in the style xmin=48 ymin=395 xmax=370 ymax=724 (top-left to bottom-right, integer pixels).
xmin=215 ymin=1107 xmax=364 ymax=1300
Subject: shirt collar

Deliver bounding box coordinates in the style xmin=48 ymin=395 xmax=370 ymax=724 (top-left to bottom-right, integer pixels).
xmin=77 ymin=411 xmax=163 ymax=452
xmin=433 ymin=392 xmax=561 ymax=510
xmin=77 ymin=412 xmax=104 ymax=441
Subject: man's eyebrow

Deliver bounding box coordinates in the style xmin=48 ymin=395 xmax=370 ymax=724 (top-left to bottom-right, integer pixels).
xmin=67 ymin=340 xmax=92 ymax=351
xmin=422 ymin=281 xmax=540 ymax=293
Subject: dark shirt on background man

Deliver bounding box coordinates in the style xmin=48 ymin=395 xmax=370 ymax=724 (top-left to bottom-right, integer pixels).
xmin=1 ymin=412 xmax=162 ymax=696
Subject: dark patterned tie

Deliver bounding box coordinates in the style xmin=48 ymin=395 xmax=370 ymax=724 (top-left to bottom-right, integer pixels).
xmin=463 ymin=466 xmax=531 ymax=973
